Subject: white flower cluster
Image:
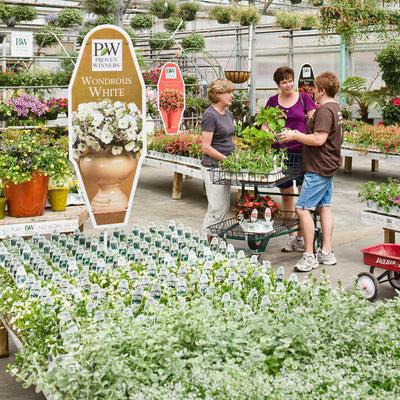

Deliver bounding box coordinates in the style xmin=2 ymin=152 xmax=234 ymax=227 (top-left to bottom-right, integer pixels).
xmin=71 ymin=99 xmax=143 ymax=158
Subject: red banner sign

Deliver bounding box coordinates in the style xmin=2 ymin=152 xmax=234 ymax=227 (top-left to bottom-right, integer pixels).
xmin=157 ymin=62 xmax=185 ymax=134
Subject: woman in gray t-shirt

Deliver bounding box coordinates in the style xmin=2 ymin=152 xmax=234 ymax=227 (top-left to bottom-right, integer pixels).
xmin=200 ymin=78 xmax=235 ymax=240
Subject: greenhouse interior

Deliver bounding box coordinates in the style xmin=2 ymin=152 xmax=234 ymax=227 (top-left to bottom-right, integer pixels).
xmin=1 ymin=0 xmax=400 ymax=399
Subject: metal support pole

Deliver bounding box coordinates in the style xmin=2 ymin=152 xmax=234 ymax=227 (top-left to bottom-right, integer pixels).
xmin=249 ymin=21 xmax=256 ymax=115
xmin=288 ymin=30 xmax=293 ymax=68
xmin=340 ymin=34 xmax=347 ymax=103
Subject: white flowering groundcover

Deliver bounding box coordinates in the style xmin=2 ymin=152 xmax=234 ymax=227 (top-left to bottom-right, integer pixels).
xmin=1 ymin=223 xmax=400 ymax=400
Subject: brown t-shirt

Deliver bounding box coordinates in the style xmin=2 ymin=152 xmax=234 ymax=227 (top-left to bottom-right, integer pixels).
xmin=302 ymin=102 xmax=343 ymax=177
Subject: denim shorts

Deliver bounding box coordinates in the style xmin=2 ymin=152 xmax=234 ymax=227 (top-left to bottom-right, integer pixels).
xmin=277 ymin=151 xmax=304 ymax=189
xmin=296 ymin=172 xmax=334 ymax=210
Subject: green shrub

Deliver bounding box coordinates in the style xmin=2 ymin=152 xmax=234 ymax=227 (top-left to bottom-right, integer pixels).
xmin=57 ymin=8 xmax=83 ymax=27
xmin=150 ymin=0 xmax=177 ymax=19
xmin=95 ymin=14 xmax=115 ymax=25
xmin=130 ymin=14 xmax=153 ymax=30
xmin=164 ymin=17 xmax=186 ymax=32
xmin=35 ymin=25 xmax=63 ymax=47
xmin=179 ymin=1 xmax=200 ymax=21
xmin=376 ymin=42 xmax=400 ymax=93
xmin=149 ymin=32 xmax=174 ymax=50
xmin=181 ymin=32 xmax=205 ymax=51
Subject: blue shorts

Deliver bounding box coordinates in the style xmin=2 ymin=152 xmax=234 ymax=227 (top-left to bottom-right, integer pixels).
xmin=296 ymin=172 xmax=334 ymax=210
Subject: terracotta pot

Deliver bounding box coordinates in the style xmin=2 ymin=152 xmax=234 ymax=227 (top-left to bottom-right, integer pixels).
xmin=167 ymin=109 xmax=182 ymax=133
xmin=79 ymin=149 xmax=137 ymax=214
xmin=48 ymin=188 xmax=69 ymax=211
xmin=4 ymin=171 xmax=49 ymax=217
xmin=0 ymin=198 xmax=6 ymax=219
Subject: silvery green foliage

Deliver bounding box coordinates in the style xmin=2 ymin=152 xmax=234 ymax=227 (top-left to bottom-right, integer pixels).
xmin=1 ymin=227 xmax=400 ymax=399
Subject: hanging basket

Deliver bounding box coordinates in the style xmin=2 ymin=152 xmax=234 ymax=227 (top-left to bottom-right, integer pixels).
xmin=224 ymin=71 xmax=251 ymax=84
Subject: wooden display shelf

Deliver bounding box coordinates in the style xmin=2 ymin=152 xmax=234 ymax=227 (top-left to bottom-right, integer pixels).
xmin=360 ymin=210 xmax=400 ymax=243
xmin=341 ymin=144 xmax=400 ymax=174
xmin=0 ymin=205 xmax=89 ymax=239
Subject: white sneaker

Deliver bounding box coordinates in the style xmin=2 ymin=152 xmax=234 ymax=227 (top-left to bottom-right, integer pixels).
xmin=281 ymin=236 xmax=305 ymax=252
xmin=317 ymin=250 xmax=337 ymax=265
xmin=294 ymin=253 xmax=319 ymax=272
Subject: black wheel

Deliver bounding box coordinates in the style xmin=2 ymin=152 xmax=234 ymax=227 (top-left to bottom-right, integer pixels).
xmin=388 ymin=270 xmax=400 ymax=290
xmin=246 ymin=238 xmax=268 ymax=253
xmin=357 ymin=272 xmax=379 ymax=301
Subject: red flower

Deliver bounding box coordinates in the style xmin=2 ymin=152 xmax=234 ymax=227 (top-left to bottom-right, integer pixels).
xmin=393 ymin=97 xmax=400 ymax=106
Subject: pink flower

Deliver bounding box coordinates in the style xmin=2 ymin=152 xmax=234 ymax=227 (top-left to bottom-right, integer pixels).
xmin=393 ymin=97 xmax=400 ymax=106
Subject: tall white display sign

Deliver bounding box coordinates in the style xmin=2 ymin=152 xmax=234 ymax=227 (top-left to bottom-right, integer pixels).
xmin=11 ymin=32 xmax=33 ymax=57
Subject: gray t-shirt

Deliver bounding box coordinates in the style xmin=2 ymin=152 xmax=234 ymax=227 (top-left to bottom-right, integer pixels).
xmin=201 ymin=106 xmax=235 ymax=157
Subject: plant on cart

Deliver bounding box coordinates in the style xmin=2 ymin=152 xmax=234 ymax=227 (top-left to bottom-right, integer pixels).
xmin=235 ymin=194 xmax=280 ymax=219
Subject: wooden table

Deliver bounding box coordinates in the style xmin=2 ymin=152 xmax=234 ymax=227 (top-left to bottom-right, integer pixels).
xmin=342 ymin=145 xmax=400 ymax=174
xmin=0 ymin=205 xmax=89 ymax=239
xmin=361 ymin=210 xmax=400 ymax=243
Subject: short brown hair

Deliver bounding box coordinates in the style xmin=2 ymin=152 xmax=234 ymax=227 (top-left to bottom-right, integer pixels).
xmin=207 ymin=78 xmax=234 ymax=103
xmin=314 ymin=72 xmax=340 ymax=98
xmin=273 ymin=66 xmax=294 ymax=85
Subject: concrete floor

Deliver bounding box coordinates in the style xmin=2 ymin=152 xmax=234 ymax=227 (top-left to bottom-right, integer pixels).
xmin=0 ymin=156 xmax=397 ymax=399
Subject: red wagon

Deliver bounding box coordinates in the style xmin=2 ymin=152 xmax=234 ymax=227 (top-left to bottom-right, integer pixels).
xmin=358 ymin=244 xmax=400 ymax=301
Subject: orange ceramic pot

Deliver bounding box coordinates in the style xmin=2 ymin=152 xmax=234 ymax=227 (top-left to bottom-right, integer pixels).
xmin=4 ymin=171 xmax=49 ymax=217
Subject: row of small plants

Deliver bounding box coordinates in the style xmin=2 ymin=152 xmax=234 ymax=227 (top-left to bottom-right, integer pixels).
xmin=1 ymin=224 xmax=400 ymax=399
xmin=343 ymin=119 xmax=400 ymax=154
xmin=0 ymin=95 xmax=68 ymax=125
xmin=357 ymin=177 xmax=400 ymax=216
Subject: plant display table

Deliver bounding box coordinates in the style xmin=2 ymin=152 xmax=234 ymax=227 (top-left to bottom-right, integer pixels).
xmin=0 ymin=205 xmax=89 ymax=239
xmin=361 ymin=210 xmax=400 ymax=243
xmin=341 ymin=143 xmax=400 ymax=174
xmin=144 ymin=151 xmax=202 ymax=199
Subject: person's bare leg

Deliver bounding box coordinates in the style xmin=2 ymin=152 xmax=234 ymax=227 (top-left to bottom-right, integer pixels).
xmin=296 ymin=208 xmax=314 ymax=255
xmin=318 ymin=206 xmax=333 ymax=253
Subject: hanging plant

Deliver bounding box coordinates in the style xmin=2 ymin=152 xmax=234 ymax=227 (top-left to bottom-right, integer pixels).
xmin=123 ymin=28 xmax=137 ymax=46
xmin=150 ymin=0 xmax=177 ymax=19
xmin=179 ymin=2 xmax=200 ymax=22
xmin=35 ymin=24 xmax=63 ymax=48
xmin=375 ymin=42 xmax=400 ymax=93
xmin=95 ymin=14 xmax=115 ymax=24
xmin=210 ymin=5 xmax=233 ymax=24
xmin=57 ymin=8 xmax=83 ymax=27
xmin=0 ymin=3 xmax=37 ymax=26
xmin=291 ymin=0 xmax=302 ymax=4
xmin=233 ymin=5 xmax=261 ymax=26
xmin=275 ymin=10 xmax=300 ymax=30
xmin=77 ymin=25 xmax=94 ymax=46
xmin=149 ymin=32 xmax=174 ymax=51
xmin=83 ymin=0 xmax=118 ymax=15
xmin=310 ymin=0 xmax=324 ymax=6
xmin=130 ymin=14 xmax=153 ymax=30
xmin=300 ymin=13 xmax=318 ymax=30
xmin=164 ymin=17 xmax=186 ymax=32
xmin=181 ymin=32 xmax=205 ymax=52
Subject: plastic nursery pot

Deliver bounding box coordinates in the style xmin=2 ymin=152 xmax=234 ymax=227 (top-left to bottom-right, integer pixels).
xmin=48 ymin=188 xmax=69 ymax=212
xmin=0 ymin=198 xmax=6 ymax=219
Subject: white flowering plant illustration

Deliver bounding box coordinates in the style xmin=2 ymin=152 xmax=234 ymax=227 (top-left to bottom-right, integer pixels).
xmin=71 ymin=99 xmax=143 ymax=158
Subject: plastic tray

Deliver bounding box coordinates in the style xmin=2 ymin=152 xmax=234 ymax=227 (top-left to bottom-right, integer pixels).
xmin=361 ymin=244 xmax=400 ymax=271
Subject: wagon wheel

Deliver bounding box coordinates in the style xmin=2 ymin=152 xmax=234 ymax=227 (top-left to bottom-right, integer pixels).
xmin=388 ymin=270 xmax=400 ymax=290
xmin=246 ymin=237 xmax=269 ymax=254
xmin=357 ymin=272 xmax=379 ymax=301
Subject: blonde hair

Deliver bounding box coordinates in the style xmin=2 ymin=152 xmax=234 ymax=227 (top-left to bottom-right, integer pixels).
xmin=207 ymin=78 xmax=234 ymax=103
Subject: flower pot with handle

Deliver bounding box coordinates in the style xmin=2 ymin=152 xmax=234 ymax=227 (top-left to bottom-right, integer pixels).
xmin=48 ymin=188 xmax=69 ymax=211
xmin=4 ymin=171 xmax=49 ymax=217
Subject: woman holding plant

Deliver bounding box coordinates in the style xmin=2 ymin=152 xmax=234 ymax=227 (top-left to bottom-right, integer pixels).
xmin=200 ymin=78 xmax=235 ymax=240
xmin=265 ymin=66 xmax=316 ymax=252
xmin=276 ymin=72 xmax=343 ymax=272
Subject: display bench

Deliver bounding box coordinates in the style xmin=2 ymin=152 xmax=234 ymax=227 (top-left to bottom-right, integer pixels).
xmin=0 ymin=206 xmax=89 ymax=239
xmin=144 ymin=151 xmax=203 ymax=200
xmin=341 ymin=143 xmax=400 ymax=174
xmin=361 ymin=210 xmax=400 ymax=243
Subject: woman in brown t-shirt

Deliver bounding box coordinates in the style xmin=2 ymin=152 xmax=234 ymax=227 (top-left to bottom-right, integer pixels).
xmin=276 ymin=72 xmax=343 ymax=272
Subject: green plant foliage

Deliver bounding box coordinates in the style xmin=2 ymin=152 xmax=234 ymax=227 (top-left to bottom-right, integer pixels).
xmin=179 ymin=1 xmax=200 ymax=21
xmin=0 ymin=3 xmax=37 ymax=26
xmin=181 ymin=32 xmax=205 ymax=52
xmin=83 ymin=0 xmax=118 ymax=15
xmin=35 ymin=24 xmax=63 ymax=48
xmin=57 ymin=8 xmax=83 ymax=27
xmin=150 ymin=0 xmax=177 ymax=19
xmin=375 ymin=42 xmax=400 ymax=93
xmin=300 ymin=13 xmax=318 ymax=29
xmin=163 ymin=17 xmax=186 ymax=32
xmin=382 ymin=97 xmax=400 ymax=126
xmin=275 ymin=10 xmax=300 ymax=30
xmin=233 ymin=5 xmax=261 ymax=26
xmin=77 ymin=24 xmax=95 ymax=46
xmin=123 ymin=28 xmax=137 ymax=46
xmin=210 ymin=5 xmax=233 ymax=24
xmin=130 ymin=14 xmax=153 ymax=30
xmin=95 ymin=14 xmax=115 ymax=25
xmin=149 ymin=32 xmax=174 ymax=50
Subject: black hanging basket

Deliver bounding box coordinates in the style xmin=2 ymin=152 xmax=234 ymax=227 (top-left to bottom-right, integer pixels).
xmin=224 ymin=71 xmax=251 ymax=84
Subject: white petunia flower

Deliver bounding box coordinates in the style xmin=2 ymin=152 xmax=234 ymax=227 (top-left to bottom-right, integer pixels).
xmin=111 ymin=146 xmax=123 ymax=155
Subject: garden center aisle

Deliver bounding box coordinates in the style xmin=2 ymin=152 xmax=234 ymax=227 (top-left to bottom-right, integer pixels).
xmin=0 ymin=157 xmax=397 ymax=399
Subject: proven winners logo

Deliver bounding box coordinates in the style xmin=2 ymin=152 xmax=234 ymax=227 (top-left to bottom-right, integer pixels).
xmin=92 ymin=39 xmax=122 ymax=71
